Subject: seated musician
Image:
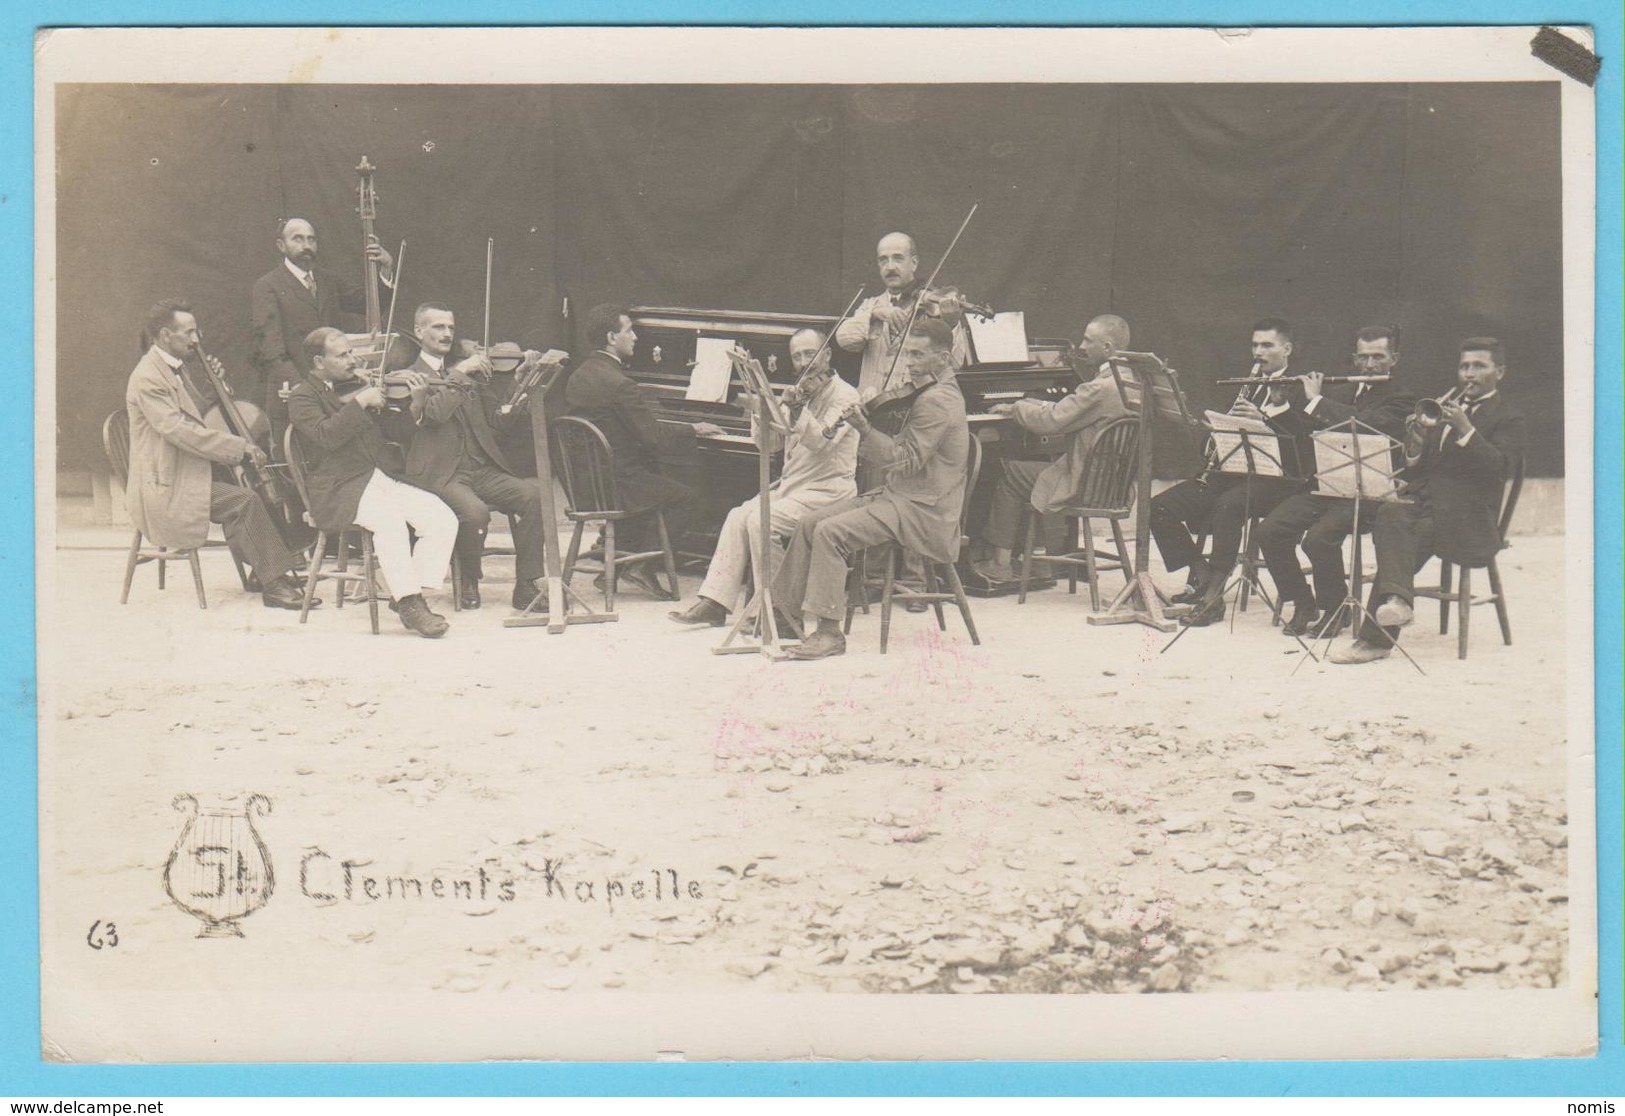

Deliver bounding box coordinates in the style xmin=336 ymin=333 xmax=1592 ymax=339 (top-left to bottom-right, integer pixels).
xmin=124 ymin=299 xmax=313 ymax=610
xmin=973 ymin=313 xmax=1137 ymax=583
xmin=1331 ymin=337 xmax=1527 ymax=664
xmin=773 ymin=317 xmax=971 ymax=661
xmin=558 ymin=303 xmax=723 ymax=599
xmin=1150 ymin=317 xmax=1316 ymax=627
xmin=1255 ymin=325 xmax=1418 ymax=638
xmin=287 ymin=328 xmax=458 ymax=638
xmin=669 ymin=328 xmax=861 ymax=627
xmin=396 ymin=302 xmax=548 ymax=612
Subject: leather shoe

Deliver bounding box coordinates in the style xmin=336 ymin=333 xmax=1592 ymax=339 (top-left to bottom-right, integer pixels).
xmin=669 ymin=597 xmax=728 ymax=627
xmin=459 ymin=580 xmax=482 ymax=610
xmin=389 ymin=597 xmax=447 ymax=622
xmin=1280 ymin=600 xmax=1320 ymax=638
xmin=785 ymin=628 xmax=846 ymax=660
xmin=512 ymin=579 xmax=546 ymax=613
xmin=261 ymin=577 xmax=317 ymax=610
xmin=620 ymin=562 xmax=675 ymax=600
xmin=1329 ymin=638 xmax=1391 ymax=665
xmin=1171 ymin=574 xmax=1210 ymax=605
xmin=1180 ymin=592 xmax=1226 ymax=627
xmin=396 ymin=593 xmax=449 ymax=639
xmin=1374 ymin=595 xmax=1413 ymax=628
xmin=973 ymin=560 xmax=1020 ymax=583
xmin=1315 ymin=611 xmax=1351 ymax=639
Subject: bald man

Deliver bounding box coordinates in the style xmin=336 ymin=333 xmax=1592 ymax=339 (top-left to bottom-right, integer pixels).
xmin=975 ymin=314 xmax=1139 ymax=583
xmin=250 ymin=217 xmax=393 ymax=441
xmin=835 ymin=231 xmax=971 ymax=401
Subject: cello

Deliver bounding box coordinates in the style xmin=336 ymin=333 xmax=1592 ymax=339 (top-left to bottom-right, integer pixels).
xmin=189 ymin=332 xmax=295 ymax=527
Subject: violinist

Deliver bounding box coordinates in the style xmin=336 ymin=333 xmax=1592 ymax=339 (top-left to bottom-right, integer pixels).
xmin=125 ymin=299 xmax=313 ymax=610
xmin=835 ymin=231 xmax=971 ymax=401
xmin=669 ymin=328 xmax=861 ymax=628
xmin=249 ymin=218 xmax=393 ymax=442
xmin=774 ymin=317 xmax=971 ymax=660
xmin=286 ymin=328 xmax=457 ymax=638
xmin=974 ymin=313 xmax=1138 ymax=583
xmin=396 ymin=302 xmax=549 ymax=612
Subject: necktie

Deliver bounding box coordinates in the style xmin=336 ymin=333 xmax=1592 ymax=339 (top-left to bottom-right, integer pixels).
xmin=304 ymin=272 xmax=318 ymax=299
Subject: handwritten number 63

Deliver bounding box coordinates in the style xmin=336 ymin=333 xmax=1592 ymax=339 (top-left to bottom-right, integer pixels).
xmin=86 ymin=920 xmax=119 ymax=950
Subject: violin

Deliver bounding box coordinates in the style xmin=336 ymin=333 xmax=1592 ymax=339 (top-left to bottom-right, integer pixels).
xmin=821 ymin=380 xmax=928 ymax=440
xmin=917 ymin=285 xmax=994 ymax=322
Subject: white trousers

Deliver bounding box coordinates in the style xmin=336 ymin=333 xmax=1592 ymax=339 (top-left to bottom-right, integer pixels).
xmin=351 ymin=469 xmax=458 ymax=601
xmin=698 ymin=494 xmax=819 ymax=613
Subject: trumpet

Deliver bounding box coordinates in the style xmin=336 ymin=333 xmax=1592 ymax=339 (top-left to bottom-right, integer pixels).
xmin=1413 ymin=386 xmax=1465 ymax=427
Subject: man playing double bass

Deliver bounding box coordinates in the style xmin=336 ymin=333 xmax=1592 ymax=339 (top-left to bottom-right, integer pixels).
xmin=125 ymin=299 xmax=312 ymax=610
xmin=773 ymin=317 xmax=971 ymax=660
xmin=249 ymin=217 xmax=393 ymax=443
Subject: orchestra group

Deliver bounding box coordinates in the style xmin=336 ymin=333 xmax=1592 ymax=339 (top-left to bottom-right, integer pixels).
xmin=122 ymin=215 xmax=1527 ymax=665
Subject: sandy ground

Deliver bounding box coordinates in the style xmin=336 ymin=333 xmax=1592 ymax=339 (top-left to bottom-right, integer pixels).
xmin=41 ymin=517 xmax=1573 ymax=1015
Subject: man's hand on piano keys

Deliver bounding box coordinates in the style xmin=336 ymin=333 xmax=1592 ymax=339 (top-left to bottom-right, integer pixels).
xmin=988 ymin=402 xmax=1017 ymax=417
xmin=692 ymin=421 xmax=727 ymax=437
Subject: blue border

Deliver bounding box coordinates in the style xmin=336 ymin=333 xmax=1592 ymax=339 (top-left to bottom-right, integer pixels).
xmin=3 ymin=1 xmax=1618 ymax=1097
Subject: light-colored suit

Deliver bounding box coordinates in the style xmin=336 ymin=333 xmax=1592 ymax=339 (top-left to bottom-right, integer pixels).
xmin=1009 ymin=364 xmax=1139 ymax=515
xmin=835 ymin=288 xmax=970 ymax=400
xmin=773 ymin=374 xmax=971 ymax=622
xmin=125 ymin=345 xmax=251 ymax=548
xmin=697 ymin=375 xmax=860 ymax=610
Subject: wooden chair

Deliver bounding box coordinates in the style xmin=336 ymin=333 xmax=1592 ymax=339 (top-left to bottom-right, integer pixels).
xmin=859 ymin=433 xmax=982 ymax=654
xmin=1014 ymin=415 xmax=1139 ymax=610
xmin=283 ymin=427 xmax=382 ymax=633
xmin=104 ymin=410 xmax=249 ymax=609
xmin=1412 ymin=458 xmax=1524 ymax=660
xmin=551 ymin=416 xmax=681 ymax=611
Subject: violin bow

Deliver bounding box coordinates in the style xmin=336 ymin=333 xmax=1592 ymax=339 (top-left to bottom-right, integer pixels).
xmin=482 ymin=236 xmax=494 ymax=354
xmin=373 ymin=239 xmax=406 ymax=382
xmin=875 ymin=200 xmax=980 ymax=395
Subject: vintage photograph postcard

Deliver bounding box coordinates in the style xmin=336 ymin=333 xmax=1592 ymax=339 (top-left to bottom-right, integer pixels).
xmin=34 ymin=25 xmax=1598 ymax=1062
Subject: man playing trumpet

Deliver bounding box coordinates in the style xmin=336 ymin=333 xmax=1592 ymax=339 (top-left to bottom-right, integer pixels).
xmin=669 ymin=328 xmax=860 ymax=628
xmin=1331 ymin=337 xmax=1527 ymax=664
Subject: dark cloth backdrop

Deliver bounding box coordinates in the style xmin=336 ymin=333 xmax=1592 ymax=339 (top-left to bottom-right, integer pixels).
xmin=56 ymin=82 xmax=1564 ymax=476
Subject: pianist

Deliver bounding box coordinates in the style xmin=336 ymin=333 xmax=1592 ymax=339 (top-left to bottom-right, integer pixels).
xmin=560 ymin=303 xmax=723 ymax=597
xmin=669 ymin=328 xmax=860 ymax=627
xmin=974 ymin=314 xmax=1137 ymax=583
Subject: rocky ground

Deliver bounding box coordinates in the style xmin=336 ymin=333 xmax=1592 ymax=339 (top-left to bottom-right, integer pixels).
xmin=40 ymin=516 xmax=1577 ymax=1051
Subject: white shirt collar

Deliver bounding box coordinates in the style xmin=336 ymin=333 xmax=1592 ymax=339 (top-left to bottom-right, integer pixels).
xmin=595 ymin=348 xmax=625 ymax=367
xmin=284 ymin=257 xmax=313 ymax=284
xmin=1467 ymin=389 xmax=1497 ymax=404
xmin=418 ymin=351 xmax=445 ymax=372
xmin=155 ymin=347 xmax=184 ymax=370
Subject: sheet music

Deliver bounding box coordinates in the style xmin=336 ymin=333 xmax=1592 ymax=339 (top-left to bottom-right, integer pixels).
xmin=684 ymin=336 xmax=734 ymax=402
xmin=1312 ymin=429 xmax=1402 ymax=500
xmin=966 ymin=311 xmax=1029 ymax=364
xmin=1204 ymin=409 xmax=1284 ymax=477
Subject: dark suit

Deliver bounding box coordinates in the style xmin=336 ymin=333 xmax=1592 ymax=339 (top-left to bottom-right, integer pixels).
xmin=1150 ymin=374 xmax=1317 ymax=581
xmin=286 ymin=375 xmax=402 ymax=531
xmin=249 ymin=261 xmax=370 ymax=438
xmin=774 ymin=375 xmax=971 ymax=623
xmin=1256 ymin=377 xmax=1419 ymax=609
xmin=560 ymin=350 xmax=697 ymax=551
xmin=398 ymin=353 xmax=546 ymax=583
xmin=1355 ymin=391 xmax=1526 ymax=644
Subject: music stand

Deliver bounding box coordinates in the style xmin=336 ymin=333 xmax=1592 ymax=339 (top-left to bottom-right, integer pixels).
xmin=1160 ymin=418 xmax=1320 ymax=659
xmin=504 ymin=360 xmax=618 ymax=633
xmin=1088 ymin=352 xmax=1199 ymax=633
xmin=1292 ymin=418 xmax=1425 ymax=676
xmin=714 ymin=349 xmax=796 ymax=659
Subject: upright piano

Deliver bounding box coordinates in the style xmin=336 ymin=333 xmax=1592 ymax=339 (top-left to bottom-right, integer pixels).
xmin=626 ymin=305 xmax=1083 ymax=578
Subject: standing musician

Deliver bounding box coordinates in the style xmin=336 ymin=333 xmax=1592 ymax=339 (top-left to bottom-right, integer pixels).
xmin=558 ymin=303 xmax=724 ymax=599
xmin=1149 ymin=317 xmax=1317 ymax=627
xmin=1331 ymin=337 xmax=1527 ymax=664
xmin=668 ymin=328 xmax=861 ymax=627
xmin=396 ymin=302 xmax=548 ymax=613
xmin=836 ymin=231 xmax=971 ymax=401
xmin=287 ymin=328 xmax=458 ymax=639
xmin=249 ymin=218 xmax=393 ymax=442
xmin=125 ymin=299 xmax=313 ymax=610
xmin=1254 ymin=325 xmax=1418 ymax=638
xmin=974 ymin=313 xmax=1138 ymax=583
xmin=773 ymin=317 xmax=971 ymax=661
